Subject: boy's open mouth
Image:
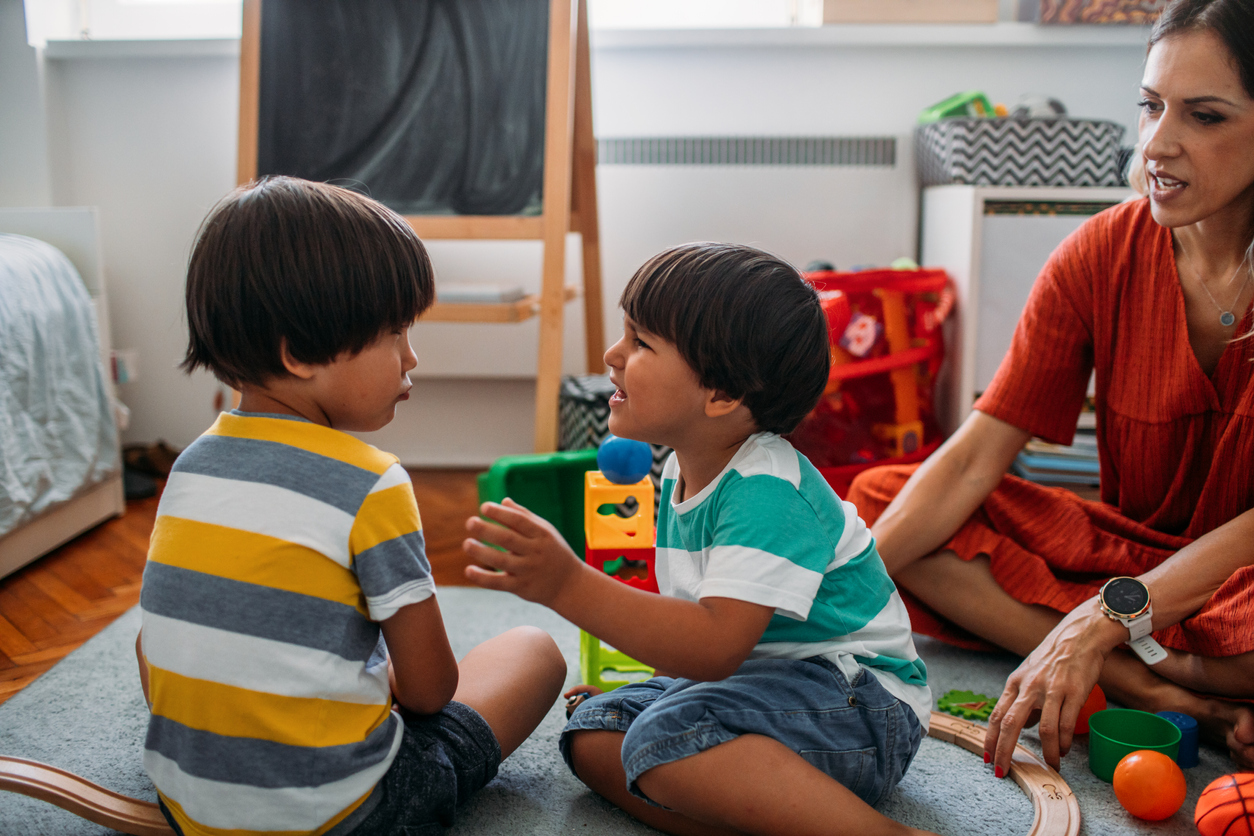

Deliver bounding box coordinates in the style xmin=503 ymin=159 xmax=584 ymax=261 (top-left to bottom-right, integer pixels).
xmin=609 ymin=388 xmax=626 ymax=406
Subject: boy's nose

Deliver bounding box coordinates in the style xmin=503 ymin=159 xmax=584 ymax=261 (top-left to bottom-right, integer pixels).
xmin=402 ymin=336 xmax=419 ymax=371
xmin=604 ymin=336 xmax=626 ymax=368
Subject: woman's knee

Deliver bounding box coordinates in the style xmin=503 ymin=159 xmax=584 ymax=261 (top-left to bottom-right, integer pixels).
xmin=846 ymin=464 xmax=916 ymax=522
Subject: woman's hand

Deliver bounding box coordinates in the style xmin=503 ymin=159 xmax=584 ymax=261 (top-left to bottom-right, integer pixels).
xmin=463 ymin=498 xmax=587 ymax=608
xmin=984 ymin=599 xmax=1126 ymax=775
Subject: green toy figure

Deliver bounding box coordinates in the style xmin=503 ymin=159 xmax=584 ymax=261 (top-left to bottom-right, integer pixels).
xmin=938 ymin=689 xmax=998 ymax=721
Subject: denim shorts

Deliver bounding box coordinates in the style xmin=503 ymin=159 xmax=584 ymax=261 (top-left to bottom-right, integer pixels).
xmin=560 ymin=656 xmax=923 ymax=808
xmin=333 ymin=701 xmax=501 ymax=836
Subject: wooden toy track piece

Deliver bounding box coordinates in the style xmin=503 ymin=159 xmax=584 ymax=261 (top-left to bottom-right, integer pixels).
xmin=0 ymin=755 xmax=174 ymax=836
xmin=928 ymin=712 xmax=1080 ymax=836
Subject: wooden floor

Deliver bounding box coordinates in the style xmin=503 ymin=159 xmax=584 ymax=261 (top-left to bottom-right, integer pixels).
xmin=0 ymin=469 xmax=484 ymax=708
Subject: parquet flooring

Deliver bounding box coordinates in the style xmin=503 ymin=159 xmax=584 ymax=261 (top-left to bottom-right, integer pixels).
xmin=0 ymin=469 xmax=483 ymax=707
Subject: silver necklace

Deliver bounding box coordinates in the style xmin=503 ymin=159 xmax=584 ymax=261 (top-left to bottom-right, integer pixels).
xmin=1193 ymin=257 xmax=1251 ymax=327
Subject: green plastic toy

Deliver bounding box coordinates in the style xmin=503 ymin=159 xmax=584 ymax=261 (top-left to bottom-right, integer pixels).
xmin=917 ymin=91 xmax=995 ymax=124
xmin=937 ymin=689 xmax=998 ymax=721
xmin=476 ymin=448 xmax=599 ymax=555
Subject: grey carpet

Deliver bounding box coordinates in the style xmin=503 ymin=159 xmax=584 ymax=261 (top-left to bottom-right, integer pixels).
xmin=0 ymin=587 xmax=1238 ymax=835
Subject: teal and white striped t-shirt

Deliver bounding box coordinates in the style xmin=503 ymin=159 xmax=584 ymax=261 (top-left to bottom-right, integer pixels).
xmin=655 ymin=432 xmax=930 ymax=728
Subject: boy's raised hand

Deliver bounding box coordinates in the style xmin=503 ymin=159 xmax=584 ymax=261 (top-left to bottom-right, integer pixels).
xmin=463 ymin=499 xmax=586 ymax=607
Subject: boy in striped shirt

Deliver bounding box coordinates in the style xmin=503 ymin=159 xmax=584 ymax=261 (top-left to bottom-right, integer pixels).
xmin=137 ymin=177 xmax=565 ymax=836
xmin=464 ymin=244 xmax=934 ymax=836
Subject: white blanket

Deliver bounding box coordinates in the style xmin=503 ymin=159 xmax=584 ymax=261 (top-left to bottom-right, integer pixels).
xmin=0 ymin=233 xmax=119 ymax=537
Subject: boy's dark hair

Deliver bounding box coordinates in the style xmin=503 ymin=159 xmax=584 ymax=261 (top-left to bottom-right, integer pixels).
xmin=621 ymin=243 xmax=830 ymax=435
xmin=182 ymin=176 xmax=435 ymax=388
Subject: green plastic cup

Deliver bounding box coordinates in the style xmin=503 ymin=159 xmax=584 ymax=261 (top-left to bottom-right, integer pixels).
xmin=1087 ymin=709 xmax=1181 ymax=783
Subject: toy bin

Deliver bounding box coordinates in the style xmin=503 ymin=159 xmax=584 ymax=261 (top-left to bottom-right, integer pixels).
xmin=788 ymin=268 xmax=953 ymax=497
xmin=916 ymin=117 xmax=1126 ymax=187
xmin=476 ymin=448 xmax=599 ymax=556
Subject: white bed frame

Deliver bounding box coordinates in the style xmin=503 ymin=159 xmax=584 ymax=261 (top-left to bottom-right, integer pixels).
xmin=0 ymin=208 xmax=126 ymax=579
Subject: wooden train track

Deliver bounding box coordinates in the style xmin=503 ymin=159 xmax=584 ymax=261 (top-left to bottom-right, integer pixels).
xmin=0 ymin=713 xmax=1078 ymax=836
xmin=928 ymin=711 xmax=1081 ymax=836
xmin=0 ymin=756 xmax=174 ymax=835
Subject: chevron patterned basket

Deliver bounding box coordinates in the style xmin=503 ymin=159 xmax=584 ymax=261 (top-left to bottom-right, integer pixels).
xmin=916 ymin=117 xmax=1126 ymax=187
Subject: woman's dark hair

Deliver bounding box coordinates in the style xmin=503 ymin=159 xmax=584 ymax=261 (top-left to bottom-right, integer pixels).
xmin=182 ymin=177 xmax=434 ymax=388
xmin=1149 ymin=0 xmax=1254 ymax=99
xmin=620 ymin=243 xmax=830 ymax=435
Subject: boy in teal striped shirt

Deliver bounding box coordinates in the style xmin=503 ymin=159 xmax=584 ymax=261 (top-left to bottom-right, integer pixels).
xmin=465 ymin=243 xmax=934 ymax=836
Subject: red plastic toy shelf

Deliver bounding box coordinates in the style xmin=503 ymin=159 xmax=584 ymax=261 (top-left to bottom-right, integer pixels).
xmin=830 ymin=343 xmax=938 ymax=382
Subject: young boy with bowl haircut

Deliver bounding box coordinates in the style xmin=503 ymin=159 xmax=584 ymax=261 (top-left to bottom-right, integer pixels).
xmin=137 ymin=176 xmax=565 ymax=836
xmin=464 ymin=243 xmax=935 ymax=836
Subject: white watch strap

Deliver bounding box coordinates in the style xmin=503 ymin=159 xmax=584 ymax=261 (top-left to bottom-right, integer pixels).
xmin=1129 ymin=634 xmax=1168 ymax=666
xmin=1124 ymin=607 xmax=1153 ymax=641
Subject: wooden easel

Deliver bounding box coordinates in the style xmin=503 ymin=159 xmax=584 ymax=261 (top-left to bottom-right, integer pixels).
xmin=235 ymin=0 xmax=605 ymax=453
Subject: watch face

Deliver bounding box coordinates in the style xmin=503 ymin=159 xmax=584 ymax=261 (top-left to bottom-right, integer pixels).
xmin=1103 ymin=577 xmax=1149 ymax=617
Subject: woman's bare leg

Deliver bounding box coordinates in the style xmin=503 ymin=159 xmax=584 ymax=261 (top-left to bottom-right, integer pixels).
xmin=452 ymin=626 xmax=566 ymax=759
xmin=567 ymin=730 xmax=936 ymax=836
xmin=896 ymin=551 xmax=1254 ymax=767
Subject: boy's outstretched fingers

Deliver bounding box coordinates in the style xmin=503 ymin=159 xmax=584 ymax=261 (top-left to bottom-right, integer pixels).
xmin=460 ymin=498 xmax=585 ymax=605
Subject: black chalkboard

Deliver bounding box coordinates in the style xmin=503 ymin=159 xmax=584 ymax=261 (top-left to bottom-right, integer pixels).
xmin=256 ymin=0 xmax=549 ymax=217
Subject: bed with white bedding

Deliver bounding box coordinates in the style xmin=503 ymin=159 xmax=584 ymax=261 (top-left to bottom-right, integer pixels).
xmin=0 ymin=208 xmax=124 ymax=579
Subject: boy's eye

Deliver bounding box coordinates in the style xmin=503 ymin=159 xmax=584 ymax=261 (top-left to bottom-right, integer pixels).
xmin=634 ymin=337 xmax=650 ymax=349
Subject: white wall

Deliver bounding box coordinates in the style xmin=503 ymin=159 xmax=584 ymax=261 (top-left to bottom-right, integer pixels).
xmin=1 ymin=8 xmax=1151 ymax=465
xmin=0 ymin=0 xmax=51 ymax=206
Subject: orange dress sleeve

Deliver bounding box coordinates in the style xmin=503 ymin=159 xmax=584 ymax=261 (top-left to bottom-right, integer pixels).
xmin=973 ymin=213 xmax=1104 ymax=445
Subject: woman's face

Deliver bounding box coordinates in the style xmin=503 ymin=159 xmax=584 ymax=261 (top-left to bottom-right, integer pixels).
xmin=1139 ymin=29 xmax=1254 ymax=230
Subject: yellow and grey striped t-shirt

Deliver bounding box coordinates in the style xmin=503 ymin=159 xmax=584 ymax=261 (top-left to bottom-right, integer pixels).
xmin=139 ymin=410 xmax=434 ymax=836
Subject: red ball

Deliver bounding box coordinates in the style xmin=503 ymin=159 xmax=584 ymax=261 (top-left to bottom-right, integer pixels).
xmin=1195 ymin=773 xmax=1254 ymax=836
xmin=1112 ymin=750 xmax=1186 ymax=821
xmin=1074 ymin=684 xmax=1106 ymax=734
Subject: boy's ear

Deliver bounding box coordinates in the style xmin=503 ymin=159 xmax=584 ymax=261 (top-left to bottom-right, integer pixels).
xmin=703 ymin=389 xmax=745 ymax=419
xmin=279 ymin=338 xmax=318 ymax=381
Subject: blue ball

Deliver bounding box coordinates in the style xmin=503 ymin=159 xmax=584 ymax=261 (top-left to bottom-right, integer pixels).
xmin=597 ymin=435 xmax=653 ymax=484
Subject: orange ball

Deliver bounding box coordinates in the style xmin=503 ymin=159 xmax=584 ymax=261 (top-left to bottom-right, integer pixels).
xmin=1074 ymin=684 xmax=1106 ymax=734
xmin=1195 ymin=773 xmax=1254 ymax=836
xmin=1112 ymin=750 xmax=1186 ymax=821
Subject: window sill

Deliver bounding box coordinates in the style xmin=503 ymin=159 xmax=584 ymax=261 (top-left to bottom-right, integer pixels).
xmin=40 ymin=22 xmax=1149 ymax=60
xmin=592 ymin=22 xmax=1150 ymax=49
xmin=42 ymin=38 xmax=241 ymax=59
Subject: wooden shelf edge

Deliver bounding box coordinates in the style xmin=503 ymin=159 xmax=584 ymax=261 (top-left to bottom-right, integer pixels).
xmin=422 ymin=286 xmax=579 ymax=323
xmin=405 ymin=215 xmax=545 ymax=240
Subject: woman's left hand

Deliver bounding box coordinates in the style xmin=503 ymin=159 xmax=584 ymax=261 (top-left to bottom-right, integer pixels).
xmin=984 ymin=599 xmax=1125 ymax=775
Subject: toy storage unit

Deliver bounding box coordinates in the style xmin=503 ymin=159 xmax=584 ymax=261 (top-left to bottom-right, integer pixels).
xmin=788 ymin=268 xmax=952 ymax=497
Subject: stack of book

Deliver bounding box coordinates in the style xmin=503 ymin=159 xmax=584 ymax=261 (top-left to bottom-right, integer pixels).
xmin=1012 ymin=431 xmax=1099 ymax=486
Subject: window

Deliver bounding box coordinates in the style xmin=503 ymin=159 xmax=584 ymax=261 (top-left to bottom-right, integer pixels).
xmin=24 ymin=0 xmax=821 ymax=46
xmin=25 ymin=0 xmax=242 ymax=45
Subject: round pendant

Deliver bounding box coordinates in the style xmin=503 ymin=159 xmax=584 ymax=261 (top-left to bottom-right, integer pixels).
xmin=1221 ymin=311 xmax=1236 ymax=327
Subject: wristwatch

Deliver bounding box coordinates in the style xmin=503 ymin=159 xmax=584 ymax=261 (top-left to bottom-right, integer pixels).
xmin=1098 ymin=576 xmax=1168 ymax=666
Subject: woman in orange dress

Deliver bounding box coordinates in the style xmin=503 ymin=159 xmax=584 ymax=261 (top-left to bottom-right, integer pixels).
xmin=849 ymin=0 xmax=1254 ymax=779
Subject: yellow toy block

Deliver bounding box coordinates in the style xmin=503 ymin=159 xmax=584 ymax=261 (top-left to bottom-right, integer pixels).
xmin=584 ymin=471 xmax=654 ymax=551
